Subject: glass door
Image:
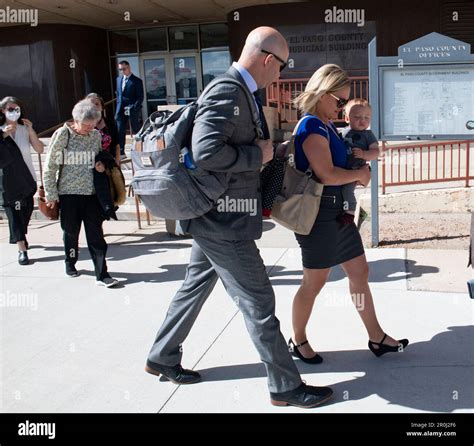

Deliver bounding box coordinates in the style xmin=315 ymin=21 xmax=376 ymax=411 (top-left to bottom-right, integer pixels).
xmin=172 ymin=53 xmax=202 ymax=105
xmin=142 ymin=56 xmax=170 ymax=117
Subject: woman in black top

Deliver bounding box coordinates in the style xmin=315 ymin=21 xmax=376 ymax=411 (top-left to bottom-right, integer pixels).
xmin=0 ymin=96 xmax=44 ymax=265
xmin=86 ymin=93 xmax=120 ymax=165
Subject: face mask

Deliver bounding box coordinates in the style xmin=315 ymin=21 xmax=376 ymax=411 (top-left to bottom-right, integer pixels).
xmin=5 ymin=110 xmax=21 ymax=122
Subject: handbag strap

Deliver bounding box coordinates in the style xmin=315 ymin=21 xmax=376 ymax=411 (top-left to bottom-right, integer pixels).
xmin=289 ymin=115 xmax=332 ymax=177
xmin=287 ymin=115 xmax=316 ymax=174
xmin=57 ymin=125 xmax=70 ymax=182
xmin=41 ymin=124 xmax=70 ymax=189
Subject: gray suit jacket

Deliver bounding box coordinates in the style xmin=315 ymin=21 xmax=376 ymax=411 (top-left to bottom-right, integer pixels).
xmin=180 ymin=66 xmax=264 ymax=240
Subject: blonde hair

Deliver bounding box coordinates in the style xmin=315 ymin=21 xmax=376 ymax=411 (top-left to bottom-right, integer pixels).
xmin=294 ymin=64 xmax=350 ymax=115
xmin=345 ymin=98 xmax=371 ymax=116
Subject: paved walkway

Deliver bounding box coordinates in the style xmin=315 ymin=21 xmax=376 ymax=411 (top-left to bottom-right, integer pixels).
xmin=0 ymin=219 xmax=473 ymax=412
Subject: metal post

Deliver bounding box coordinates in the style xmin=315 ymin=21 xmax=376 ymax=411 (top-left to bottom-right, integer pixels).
xmin=368 ymin=37 xmax=379 ymax=247
xmin=370 ymin=158 xmax=379 ymax=247
xmin=466 ymin=140 xmax=471 ymax=188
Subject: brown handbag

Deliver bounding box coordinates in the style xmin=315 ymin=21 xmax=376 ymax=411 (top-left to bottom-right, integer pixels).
xmin=270 ymin=116 xmax=324 ymax=235
xmin=37 ymin=184 xmax=59 ymax=220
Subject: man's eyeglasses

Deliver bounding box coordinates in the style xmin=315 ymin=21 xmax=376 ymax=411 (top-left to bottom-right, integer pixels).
xmin=6 ymin=107 xmax=20 ymax=113
xmin=261 ymin=50 xmax=287 ymax=72
xmin=328 ymin=92 xmax=349 ymax=109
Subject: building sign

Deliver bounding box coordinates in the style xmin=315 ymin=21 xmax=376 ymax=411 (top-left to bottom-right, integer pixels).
xmin=382 ymin=65 xmax=474 ymax=136
xmin=368 ymin=32 xmax=474 ymax=247
xmin=369 ymin=32 xmax=474 ymax=140
xmin=398 ymin=32 xmax=471 ymax=63
xmin=279 ymin=22 xmax=376 ymax=76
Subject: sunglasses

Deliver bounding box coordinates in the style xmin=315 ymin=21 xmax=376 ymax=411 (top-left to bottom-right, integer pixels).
xmin=6 ymin=107 xmax=20 ymax=113
xmin=261 ymin=49 xmax=288 ymax=72
xmin=328 ymin=92 xmax=349 ymax=109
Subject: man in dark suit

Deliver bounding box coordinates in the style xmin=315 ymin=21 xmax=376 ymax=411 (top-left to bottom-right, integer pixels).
xmin=115 ymin=60 xmax=144 ymax=159
xmin=145 ymin=27 xmax=333 ymax=409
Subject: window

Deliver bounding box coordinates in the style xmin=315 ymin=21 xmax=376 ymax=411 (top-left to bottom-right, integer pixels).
xmin=200 ymin=23 xmax=228 ymax=49
xmin=201 ymin=50 xmax=231 ymax=86
xmin=109 ymin=30 xmax=137 ymax=55
xmin=169 ymin=25 xmax=198 ymax=50
xmin=139 ymin=27 xmax=168 ymax=52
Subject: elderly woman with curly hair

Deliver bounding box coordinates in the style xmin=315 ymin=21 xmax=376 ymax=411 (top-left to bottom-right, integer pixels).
xmin=43 ymin=99 xmax=118 ymax=287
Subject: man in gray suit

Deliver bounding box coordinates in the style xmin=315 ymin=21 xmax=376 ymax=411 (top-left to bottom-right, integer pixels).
xmin=145 ymin=27 xmax=333 ymax=408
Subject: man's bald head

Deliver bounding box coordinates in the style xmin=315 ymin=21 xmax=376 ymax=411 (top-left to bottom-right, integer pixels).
xmin=241 ymin=27 xmax=288 ymax=59
xmin=238 ymin=26 xmax=289 ymax=88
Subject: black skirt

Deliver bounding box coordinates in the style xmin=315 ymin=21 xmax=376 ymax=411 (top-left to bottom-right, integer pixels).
xmin=294 ymin=187 xmax=365 ymax=269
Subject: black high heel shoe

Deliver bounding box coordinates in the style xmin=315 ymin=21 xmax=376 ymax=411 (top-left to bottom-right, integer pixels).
xmin=368 ymin=333 xmax=409 ymax=357
xmin=288 ymin=338 xmax=323 ymax=364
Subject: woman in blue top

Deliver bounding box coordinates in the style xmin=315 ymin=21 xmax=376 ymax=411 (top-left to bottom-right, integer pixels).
xmin=288 ymin=64 xmax=408 ymax=363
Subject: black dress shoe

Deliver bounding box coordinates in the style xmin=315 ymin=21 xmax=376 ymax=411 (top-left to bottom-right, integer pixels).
xmin=145 ymin=360 xmax=201 ymax=385
xmin=288 ymin=338 xmax=323 ymax=364
xmin=368 ymin=333 xmax=409 ymax=357
xmin=65 ymin=264 xmax=79 ymax=277
xmin=18 ymin=251 xmax=29 ymax=265
xmin=270 ymin=383 xmax=333 ymax=408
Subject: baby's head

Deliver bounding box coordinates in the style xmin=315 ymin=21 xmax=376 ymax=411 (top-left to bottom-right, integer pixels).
xmin=344 ymin=99 xmax=372 ymax=131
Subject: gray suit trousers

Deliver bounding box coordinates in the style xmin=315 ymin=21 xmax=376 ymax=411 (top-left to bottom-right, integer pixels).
xmin=147 ymin=236 xmax=302 ymax=394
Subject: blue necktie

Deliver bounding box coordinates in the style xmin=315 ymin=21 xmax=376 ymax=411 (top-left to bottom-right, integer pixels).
xmin=253 ymin=90 xmax=270 ymax=140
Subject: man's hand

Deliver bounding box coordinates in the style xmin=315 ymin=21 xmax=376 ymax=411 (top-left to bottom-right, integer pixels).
xmin=95 ymin=161 xmax=105 ymax=172
xmin=275 ymin=140 xmax=290 ymax=158
xmin=256 ymin=139 xmax=274 ymax=164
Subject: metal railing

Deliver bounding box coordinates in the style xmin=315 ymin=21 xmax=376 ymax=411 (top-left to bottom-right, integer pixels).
xmin=266 ymin=76 xmax=369 ymax=127
xmin=380 ymin=140 xmax=473 ymax=193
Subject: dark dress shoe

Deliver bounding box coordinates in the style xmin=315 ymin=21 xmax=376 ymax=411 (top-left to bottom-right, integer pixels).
xmin=270 ymin=383 xmax=333 ymax=408
xmin=18 ymin=251 xmax=29 ymax=265
xmin=65 ymin=264 xmax=79 ymax=277
xmin=145 ymin=360 xmax=201 ymax=385
xmin=368 ymin=333 xmax=409 ymax=357
xmin=288 ymin=338 xmax=323 ymax=364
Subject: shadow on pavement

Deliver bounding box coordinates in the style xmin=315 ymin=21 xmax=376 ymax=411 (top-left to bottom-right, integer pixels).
xmin=268 ymin=259 xmax=439 ymax=285
xmin=196 ymin=325 xmax=473 ymax=412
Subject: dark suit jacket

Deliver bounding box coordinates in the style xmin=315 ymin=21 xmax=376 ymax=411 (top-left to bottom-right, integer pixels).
xmin=0 ymin=132 xmax=37 ymax=207
xmin=180 ymin=66 xmax=264 ymax=240
xmin=115 ymin=73 xmax=144 ymax=118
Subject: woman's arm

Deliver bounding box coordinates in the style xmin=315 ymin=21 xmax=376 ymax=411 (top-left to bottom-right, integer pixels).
xmin=43 ymin=128 xmax=67 ymax=203
xmin=23 ymin=119 xmax=44 ymax=154
xmin=303 ymin=133 xmax=370 ymax=186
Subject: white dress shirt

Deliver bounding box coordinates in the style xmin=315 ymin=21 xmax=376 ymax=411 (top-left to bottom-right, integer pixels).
xmin=232 ymin=61 xmax=259 ymax=108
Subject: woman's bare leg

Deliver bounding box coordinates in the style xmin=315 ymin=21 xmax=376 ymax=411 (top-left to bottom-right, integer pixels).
xmin=292 ymin=267 xmax=331 ymax=358
xmin=341 ymin=253 xmax=400 ymax=347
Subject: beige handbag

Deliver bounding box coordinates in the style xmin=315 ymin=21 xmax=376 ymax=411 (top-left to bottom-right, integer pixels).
xmin=271 ymin=116 xmax=324 ymax=235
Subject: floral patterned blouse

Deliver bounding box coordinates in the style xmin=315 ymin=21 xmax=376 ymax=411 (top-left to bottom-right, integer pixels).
xmin=43 ymin=123 xmax=101 ymax=202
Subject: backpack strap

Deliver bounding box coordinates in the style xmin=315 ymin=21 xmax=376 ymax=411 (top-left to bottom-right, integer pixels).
xmin=197 ymin=76 xmax=264 ymax=139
